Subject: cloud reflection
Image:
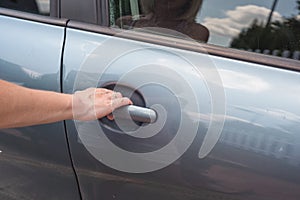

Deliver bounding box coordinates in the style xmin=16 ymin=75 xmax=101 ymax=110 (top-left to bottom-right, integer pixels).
xmin=219 ymin=69 xmax=270 ymax=92
xmin=203 ymin=5 xmax=282 ymax=38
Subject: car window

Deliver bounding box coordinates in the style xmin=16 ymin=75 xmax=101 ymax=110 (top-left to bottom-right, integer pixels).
xmin=110 ymin=0 xmax=209 ymax=42
xmin=110 ymin=0 xmax=300 ymax=60
xmin=0 ymin=0 xmax=50 ymax=15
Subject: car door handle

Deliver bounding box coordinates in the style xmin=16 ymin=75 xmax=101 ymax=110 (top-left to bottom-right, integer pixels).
xmin=112 ymin=105 xmax=157 ymax=124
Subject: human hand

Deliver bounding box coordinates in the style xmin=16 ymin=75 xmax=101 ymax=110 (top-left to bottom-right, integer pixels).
xmin=72 ymin=88 xmax=132 ymax=121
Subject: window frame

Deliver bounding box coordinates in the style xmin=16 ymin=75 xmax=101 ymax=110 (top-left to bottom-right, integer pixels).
xmin=0 ymin=2 xmax=66 ymax=26
xmin=1 ymin=0 xmax=298 ymax=72
xmin=67 ymin=17 xmax=300 ymax=73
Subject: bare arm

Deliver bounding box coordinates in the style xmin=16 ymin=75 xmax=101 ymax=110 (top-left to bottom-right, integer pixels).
xmin=0 ymin=80 xmax=132 ymax=129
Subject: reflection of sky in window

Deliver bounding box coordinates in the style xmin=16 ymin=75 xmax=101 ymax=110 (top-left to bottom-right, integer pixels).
xmin=197 ymin=0 xmax=299 ymax=46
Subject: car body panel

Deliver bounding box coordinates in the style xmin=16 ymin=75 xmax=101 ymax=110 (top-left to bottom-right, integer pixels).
xmin=63 ymin=28 xmax=300 ymax=200
xmin=0 ymin=15 xmax=80 ymax=199
xmin=1 ymin=1 xmax=300 ymax=199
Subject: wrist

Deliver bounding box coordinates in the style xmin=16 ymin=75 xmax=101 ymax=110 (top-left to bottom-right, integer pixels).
xmin=61 ymin=93 xmax=73 ymax=120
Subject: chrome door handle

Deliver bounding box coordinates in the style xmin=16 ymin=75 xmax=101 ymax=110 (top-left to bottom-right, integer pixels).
xmin=113 ymin=105 xmax=157 ymax=123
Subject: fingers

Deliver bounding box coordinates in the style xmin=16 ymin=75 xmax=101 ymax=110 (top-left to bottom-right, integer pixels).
xmin=107 ymin=97 xmax=132 ymax=121
xmin=111 ymin=97 xmax=133 ymax=110
xmin=110 ymin=92 xmax=122 ymax=100
xmin=94 ymin=88 xmax=133 ymax=120
xmin=95 ymin=89 xmax=131 ymax=106
xmin=95 ymin=89 xmax=123 ymax=100
xmin=107 ymin=114 xmax=114 ymax=121
xmin=95 ymin=88 xmax=114 ymax=95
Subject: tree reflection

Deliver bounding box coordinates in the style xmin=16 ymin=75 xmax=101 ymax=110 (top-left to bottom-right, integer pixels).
xmin=231 ymin=0 xmax=300 ymax=56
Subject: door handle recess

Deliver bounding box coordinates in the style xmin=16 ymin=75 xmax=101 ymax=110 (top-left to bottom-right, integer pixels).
xmin=112 ymin=105 xmax=157 ymax=124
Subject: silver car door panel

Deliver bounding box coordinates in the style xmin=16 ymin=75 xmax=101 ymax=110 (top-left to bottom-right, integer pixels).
xmin=63 ymin=28 xmax=300 ymax=200
xmin=0 ymin=15 xmax=80 ymax=200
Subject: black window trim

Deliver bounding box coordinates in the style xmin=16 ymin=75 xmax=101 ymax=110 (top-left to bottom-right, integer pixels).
xmin=97 ymin=0 xmax=109 ymax=26
xmin=51 ymin=0 xmax=60 ymax=18
xmin=67 ymin=20 xmax=300 ymax=73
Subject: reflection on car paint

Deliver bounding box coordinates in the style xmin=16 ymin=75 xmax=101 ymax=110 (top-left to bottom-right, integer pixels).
xmin=63 ymin=28 xmax=300 ymax=199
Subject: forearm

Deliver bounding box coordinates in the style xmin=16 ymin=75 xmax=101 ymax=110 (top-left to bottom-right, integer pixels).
xmin=0 ymin=80 xmax=72 ymax=128
xmin=0 ymin=80 xmax=132 ymax=129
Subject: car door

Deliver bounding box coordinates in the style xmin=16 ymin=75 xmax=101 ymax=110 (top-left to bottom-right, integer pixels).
xmin=62 ymin=0 xmax=300 ymax=199
xmin=0 ymin=3 xmax=81 ymax=200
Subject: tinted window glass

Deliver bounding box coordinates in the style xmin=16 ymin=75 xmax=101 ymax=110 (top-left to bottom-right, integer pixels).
xmin=200 ymin=0 xmax=300 ymax=59
xmin=110 ymin=0 xmax=209 ymax=42
xmin=0 ymin=0 xmax=50 ymax=15
xmin=110 ymin=0 xmax=300 ymax=60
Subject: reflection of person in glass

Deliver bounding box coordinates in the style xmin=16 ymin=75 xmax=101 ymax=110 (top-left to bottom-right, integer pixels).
xmin=117 ymin=0 xmax=209 ymax=42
